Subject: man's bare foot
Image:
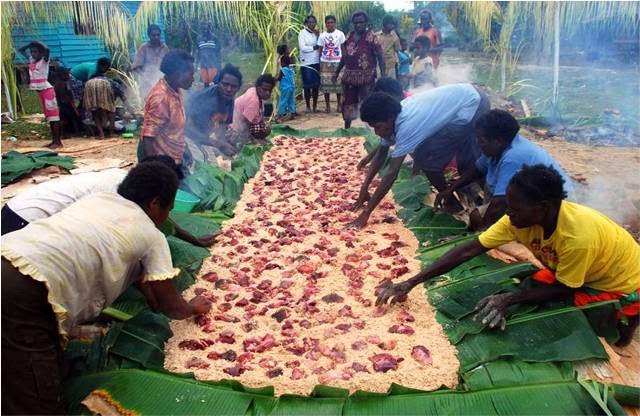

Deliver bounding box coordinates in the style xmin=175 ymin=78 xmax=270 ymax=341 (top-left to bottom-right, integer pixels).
xmin=305 ymin=106 xmax=312 ymax=113
xmin=325 ymin=106 xmax=331 ymax=113
xmin=45 ymin=141 xmax=63 ymax=149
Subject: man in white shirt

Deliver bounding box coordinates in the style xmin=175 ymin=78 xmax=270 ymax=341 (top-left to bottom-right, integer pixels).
xmin=1 ymin=161 xmax=212 ymax=414
xmin=1 ymin=156 xmax=217 ymax=246
xmin=298 ymin=15 xmax=321 ymax=112
xmin=317 ymin=15 xmax=346 ymax=113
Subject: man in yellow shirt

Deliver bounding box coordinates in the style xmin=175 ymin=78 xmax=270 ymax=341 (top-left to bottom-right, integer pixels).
xmin=377 ymin=164 xmax=640 ymax=346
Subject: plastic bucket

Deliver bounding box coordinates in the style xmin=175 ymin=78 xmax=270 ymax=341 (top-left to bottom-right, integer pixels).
xmin=173 ymin=189 xmax=200 ymax=213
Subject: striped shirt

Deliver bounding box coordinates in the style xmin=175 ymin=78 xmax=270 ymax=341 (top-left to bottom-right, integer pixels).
xmin=197 ymin=36 xmax=220 ymax=68
xmin=380 ymin=84 xmax=481 ymax=158
xmin=28 ymin=58 xmax=52 ymax=90
xmin=141 ymin=78 xmax=186 ymax=163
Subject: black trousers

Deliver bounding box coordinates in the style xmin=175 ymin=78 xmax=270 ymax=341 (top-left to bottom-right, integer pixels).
xmin=1 ymin=205 xmax=29 ymax=235
xmin=1 ymin=259 xmax=65 ymax=414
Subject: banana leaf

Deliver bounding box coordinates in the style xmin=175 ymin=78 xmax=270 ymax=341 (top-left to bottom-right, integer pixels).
xmin=64 ymin=369 xmax=262 ymax=415
xmin=391 ymin=175 xmax=431 ymax=211
xmin=456 ymin=310 xmax=608 ymax=371
xmin=1 ymin=150 xmax=76 ymax=186
xmin=417 ymin=233 xmax=481 ymax=266
xmin=170 ymin=212 xmax=221 ymax=238
xmin=343 ymin=380 xmax=619 ymax=415
xmin=108 ymin=311 xmax=172 ymax=370
xmin=167 ymin=235 xmax=210 ymax=269
xmin=102 ymin=287 xmax=148 ymax=321
xmin=269 ymin=125 xmax=371 ymax=139
xmin=461 ymin=360 xmax=576 ymax=390
xmin=427 ymin=263 xmax=534 ymax=320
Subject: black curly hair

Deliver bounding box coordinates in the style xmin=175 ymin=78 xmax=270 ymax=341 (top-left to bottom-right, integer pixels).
xmin=219 ymin=63 xmax=243 ymax=85
xmin=475 ymin=109 xmax=520 ymax=143
xmin=140 ymin=155 xmax=185 ymax=180
xmin=160 ymin=50 xmax=194 ymax=77
xmin=256 ymin=73 xmax=276 ymax=87
xmin=118 ymin=161 xmax=179 ymax=208
xmin=509 ymin=164 xmax=568 ymax=203
xmin=360 ymin=92 xmax=402 ymax=124
xmin=373 ymin=77 xmax=404 ymax=101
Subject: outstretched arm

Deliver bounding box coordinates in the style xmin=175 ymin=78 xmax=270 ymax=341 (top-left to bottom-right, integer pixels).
xmin=377 ymin=238 xmax=488 ymax=305
xmin=18 ymin=43 xmax=30 ymax=59
xmin=351 ymin=145 xmax=389 ymax=210
xmin=348 ymin=154 xmax=403 ymax=228
xmin=142 ymin=279 xmax=211 ymax=319
xmin=357 ymin=145 xmax=379 ymax=170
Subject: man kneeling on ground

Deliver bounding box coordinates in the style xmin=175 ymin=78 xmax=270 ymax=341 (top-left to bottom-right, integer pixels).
xmin=377 ymin=165 xmax=640 ymax=347
xmin=1 ymin=162 xmax=212 ymax=414
xmin=435 ymin=109 xmax=572 ymax=230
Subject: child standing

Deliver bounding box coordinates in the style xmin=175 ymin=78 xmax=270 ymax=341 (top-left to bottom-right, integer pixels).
xmin=397 ymin=38 xmax=412 ymax=90
xmin=18 ymin=41 xmax=62 ymax=148
xmin=409 ymin=36 xmax=435 ymax=89
xmin=276 ymin=44 xmax=297 ymax=121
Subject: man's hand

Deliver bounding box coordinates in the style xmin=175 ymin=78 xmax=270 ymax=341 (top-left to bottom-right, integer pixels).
xmin=357 ymin=155 xmax=370 ymax=170
xmin=473 ymin=293 xmax=513 ymax=330
xmin=350 ymin=191 xmax=370 ymax=211
xmin=189 ymin=295 xmax=212 ymax=315
xmin=433 ymin=188 xmax=453 ymax=212
xmin=346 ymin=211 xmax=370 ymax=229
xmin=376 ymin=280 xmax=414 ymax=306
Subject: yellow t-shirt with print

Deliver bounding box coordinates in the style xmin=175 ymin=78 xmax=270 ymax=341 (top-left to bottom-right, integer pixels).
xmin=478 ymin=201 xmax=640 ymax=294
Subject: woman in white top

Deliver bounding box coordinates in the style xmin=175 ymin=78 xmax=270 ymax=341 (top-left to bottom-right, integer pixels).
xmin=317 ymin=15 xmax=346 ymax=113
xmin=298 ymin=15 xmax=321 ymax=112
xmin=1 ymin=161 xmax=211 ymax=414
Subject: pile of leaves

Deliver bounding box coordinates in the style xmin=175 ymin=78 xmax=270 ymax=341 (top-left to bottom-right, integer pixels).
xmin=1 ymin=150 xmax=76 ymax=186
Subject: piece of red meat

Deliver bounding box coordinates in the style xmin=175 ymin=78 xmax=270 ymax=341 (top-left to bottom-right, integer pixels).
xmin=378 ymin=340 xmax=397 ymax=350
xmin=351 ymin=362 xmax=370 ymax=373
xmin=389 ymin=324 xmax=415 ymax=335
xmin=186 ymin=357 xmax=210 ymax=369
xmin=321 ymin=293 xmax=344 ymax=303
xmin=178 ymin=338 xmax=215 ymax=351
xmin=202 ymin=272 xmax=219 ymax=283
xmin=369 ymin=353 xmax=403 ymax=373
xmin=351 ymin=340 xmax=368 ymax=351
xmin=243 ymin=334 xmax=277 ymax=353
xmin=218 ymin=330 xmax=236 ymax=344
xmin=411 ymin=345 xmax=433 ymax=365
xmin=290 ymin=368 xmax=305 ymax=380
xmin=377 ymin=246 xmax=399 ymax=258
xmin=398 ymin=310 xmax=416 ymax=323
xmin=223 ymin=365 xmax=246 ymax=377
xmin=258 ymin=358 xmax=277 ymax=369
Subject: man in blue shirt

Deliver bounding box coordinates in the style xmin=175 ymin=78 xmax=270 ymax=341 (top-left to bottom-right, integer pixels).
xmin=434 ymin=109 xmax=572 ymax=230
xmin=349 ymin=83 xmax=489 ymax=228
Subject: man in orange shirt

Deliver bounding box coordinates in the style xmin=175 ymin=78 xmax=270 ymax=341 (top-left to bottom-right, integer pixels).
xmin=139 ymin=50 xmax=195 ymax=166
xmin=412 ymin=9 xmax=442 ymax=69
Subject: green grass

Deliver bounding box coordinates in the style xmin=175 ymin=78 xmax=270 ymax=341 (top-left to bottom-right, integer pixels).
xmin=1 ymin=120 xmax=51 ymax=140
xmin=223 ymin=51 xmax=265 ymax=89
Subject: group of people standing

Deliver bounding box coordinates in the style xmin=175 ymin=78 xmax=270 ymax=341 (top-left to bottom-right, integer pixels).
xmin=285 ymin=9 xmax=442 ymax=129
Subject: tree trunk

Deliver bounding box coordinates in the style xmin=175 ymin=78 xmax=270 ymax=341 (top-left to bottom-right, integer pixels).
xmin=552 ymin=1 xmax=561 ymax=119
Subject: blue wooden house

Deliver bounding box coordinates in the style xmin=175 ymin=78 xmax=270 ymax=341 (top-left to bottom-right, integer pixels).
xmin=11 ymin=1 xmax=164 ymax=71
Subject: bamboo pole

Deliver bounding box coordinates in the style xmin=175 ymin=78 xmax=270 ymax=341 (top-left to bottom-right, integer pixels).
xmin=552 ymin=1 xmax=561 ymax=119
xmin=500 ymin=49 xmax=507 ymax=92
